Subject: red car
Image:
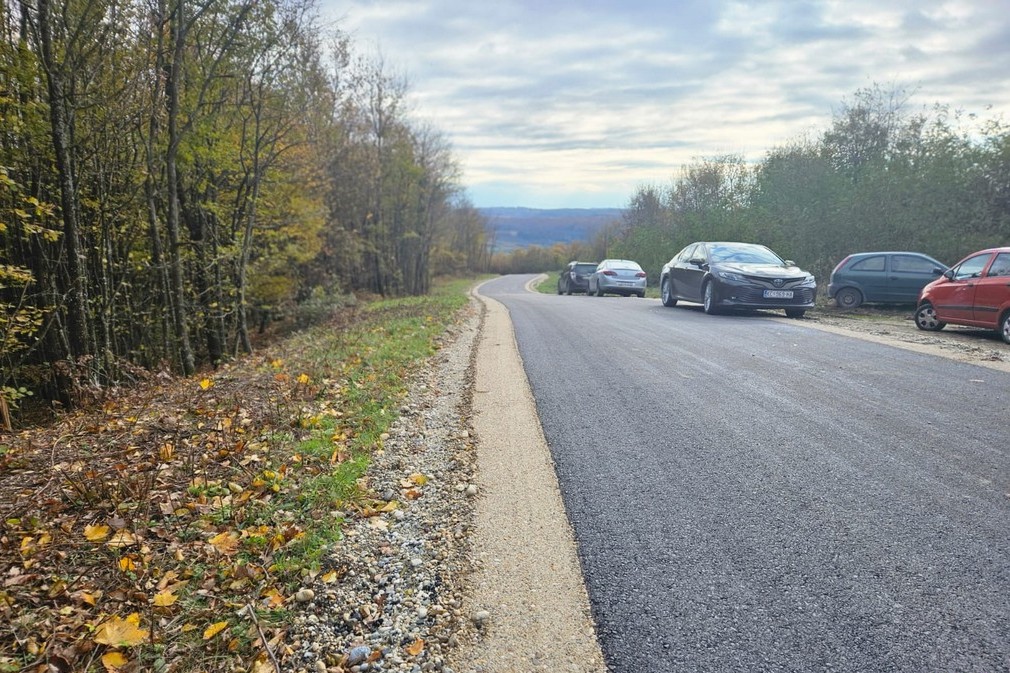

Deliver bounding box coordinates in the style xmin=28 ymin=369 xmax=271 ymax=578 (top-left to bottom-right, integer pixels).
xmin=915 ymin=246 xmax=1010 ymax=344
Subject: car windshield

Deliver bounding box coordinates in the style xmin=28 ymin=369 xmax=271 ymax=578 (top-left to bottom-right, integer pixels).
xmin=573 ymin=264 xmax=596 ymax=274
xmin=612 ymin=262 xmax=642 ymax=271
xmin=709 ymin=244 xmax=783 ymax=265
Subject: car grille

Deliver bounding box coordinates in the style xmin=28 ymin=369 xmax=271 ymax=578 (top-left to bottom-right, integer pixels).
xmin=735 ymin=286 xmax=815 ymax=304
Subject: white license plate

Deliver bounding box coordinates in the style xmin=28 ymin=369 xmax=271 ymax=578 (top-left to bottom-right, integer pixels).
xmin=763 ymin=289 xmax=794 ymax=299
xmin=619 ymin=281 xmax=633 ymax=286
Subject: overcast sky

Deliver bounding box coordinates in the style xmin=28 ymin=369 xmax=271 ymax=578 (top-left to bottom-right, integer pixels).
xmin=319 ymin=1 xmax=1010 ymax=209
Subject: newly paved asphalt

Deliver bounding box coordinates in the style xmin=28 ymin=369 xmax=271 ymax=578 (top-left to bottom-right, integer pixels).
xmin=480 ymin=274 xmax=1010 ymax=673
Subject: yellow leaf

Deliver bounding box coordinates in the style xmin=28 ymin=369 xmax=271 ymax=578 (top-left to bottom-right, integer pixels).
xmin=408 ymin=472 xmax=428 ymax=485
xmin=380 ymin=500 xmax=398 ymax=512
xmin=321 ymin=570 xmax=338 ymax=584
xmin=181 ymin=623 xmax=198 ymax=633
xmin=406 ymin=638 xmax=425 ymax=656
xmin=199 ymin=378 xmax=214 ymax=390
xmin=94 ymin=614 xmax=148 ymax=647
xmin=270 ymin=359 xmax=284 ymax=369
xmin=251 ymin=655 xmax=274 ymax=673
xmin=106 ymin=531 xmax=137 ymax=548
xmin=297 ymin=373 xmax=310 ymax=384
xmin=203 ymin=621 xmax=228 ymax=640
xmin=209 ymin=531 xmax=240 ymax=555
xmin=101 ymin=651 xmax=129 ymax=671
xmin=85 ymin=524 xmax=111 ymax=542
xmin=153 ymin=591 xmax=177 ymax=607
xmin=118 ymin=557 xmax=136 ymax=572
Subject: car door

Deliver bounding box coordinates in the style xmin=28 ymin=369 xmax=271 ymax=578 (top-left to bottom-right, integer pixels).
xmin=673 ymin=243 xmax=707 ymax=302
xmin=888 ymin=254 xmax=944 ymax=302
xmin=932 ymin=252 xmax=992 ymax=323
xmin=847 ymin=254 xmax=887 ymax=301
xmin=668 ymin=244 xmax=698 ymax=300
xmin=972 ymin=252 xmax=1010 ymax=327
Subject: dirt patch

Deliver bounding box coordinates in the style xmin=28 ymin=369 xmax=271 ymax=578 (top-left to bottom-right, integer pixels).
xmin=797 ymin=305 xmax=1010 ymax=373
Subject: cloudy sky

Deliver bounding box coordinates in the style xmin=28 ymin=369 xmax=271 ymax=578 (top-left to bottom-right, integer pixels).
xmin=320 ymin=1 xmax=1010 ymax=209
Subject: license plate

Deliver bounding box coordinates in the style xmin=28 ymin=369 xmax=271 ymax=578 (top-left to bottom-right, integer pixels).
xmin=619 ymin=281 xmax=633 ymax=286
xmin=763 ymin=289 xmax=794 ymax=299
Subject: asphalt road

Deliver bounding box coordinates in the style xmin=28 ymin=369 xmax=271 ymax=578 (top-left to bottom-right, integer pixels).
xmin=479 ymin=274 xmax=1010 ymax=673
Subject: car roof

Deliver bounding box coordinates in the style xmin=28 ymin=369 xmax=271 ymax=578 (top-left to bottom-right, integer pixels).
xmin=845 ymin=251 xmax=941 ymax=257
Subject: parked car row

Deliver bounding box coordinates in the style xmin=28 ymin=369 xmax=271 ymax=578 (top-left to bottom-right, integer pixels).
xmin=557 ymin=259 xmax=647 ymax=298
xmin=555 ymin=243 xmax=1010 ymax=344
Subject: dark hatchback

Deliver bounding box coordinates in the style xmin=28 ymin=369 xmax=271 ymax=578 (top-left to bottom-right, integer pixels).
xmin=660 ymin=241 xmax=816 ymax=318
xmin=557 ymin=261 xmax=598 ymax=295
xmin=828 ymin=251 xmax=947 ymax=309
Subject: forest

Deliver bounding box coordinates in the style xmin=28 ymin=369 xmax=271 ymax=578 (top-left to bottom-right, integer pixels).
xmin=0 ymin=0 xmax=493 ymax=414
xmin=496 ymin=86 xmax=1010 ymax=286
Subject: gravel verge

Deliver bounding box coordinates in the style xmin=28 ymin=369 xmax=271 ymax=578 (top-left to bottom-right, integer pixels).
xmin=285 ymin=286 xmax=605 ymax=673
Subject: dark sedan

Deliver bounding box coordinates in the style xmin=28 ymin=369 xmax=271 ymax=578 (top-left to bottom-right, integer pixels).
xmin=660 ymin=241 xmax=816 ymax=318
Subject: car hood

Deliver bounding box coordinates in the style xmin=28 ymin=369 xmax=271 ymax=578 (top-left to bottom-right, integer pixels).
xmin=716 ymin=262 xmax=808 ymax=277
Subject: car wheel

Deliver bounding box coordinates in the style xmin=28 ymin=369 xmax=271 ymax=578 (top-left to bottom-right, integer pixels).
xmin=1001 ymin=311 xmax=1010 ymax=345
xmin=702 ymin=281 xmax=718 ymax=314
xmin=597 ymin=288 xmax=605 ymax=297
xmin=565 ymin=280 xmax=573 ymax=296
xmin=586 ymin=283 xmax=594 ymax=296
xmin=785 ymin=308 xmax=805 ymax=318
xmin=557 ymin=282 xmax=563 ymax=295
xmin=835 ymin=287 xmax=862 ymax=309
xmin=638 ymin=292 xmax=645 ymax=298
xmin=914 ymin=302 xmax=946 ymax=331
xmin=661 ymin=278 xmax=678 ymax=307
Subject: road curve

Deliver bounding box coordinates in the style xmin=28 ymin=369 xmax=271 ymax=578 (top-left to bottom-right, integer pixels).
xmin=478 ymin=273 xmax=1010 ymax=673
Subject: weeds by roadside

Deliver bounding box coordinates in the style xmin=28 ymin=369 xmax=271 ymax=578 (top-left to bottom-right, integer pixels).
xmin=0 ymin=279 xmax=472 ymax=673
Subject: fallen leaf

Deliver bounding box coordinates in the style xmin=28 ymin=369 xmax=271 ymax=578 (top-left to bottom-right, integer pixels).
xmin=408 ymin=472 xmax=428 ymax=486
xmin=153 ymin=591 xmax=177 ymax=607
xmin=406 ymin=638 xmax=425 ymax=656
xmin=321 ymin=570 xmax=338 ymax=584
xmin=118 ymin=557 xmax=136 ymax=572
xmin=94 ymin=614 xmax=148 ymax=647
xmin=85 ymin=524 xmax=111 ymax=542
xmin=209 ymin=531 xmax=240 ymax=555
xmin=199 ymin=378 xmax=214 ymax=390
xmin=203 ymin=621 xmax=228 ymax=640
xmin=101 ymin=651 xmax=129 ymax=671
xmin=106 ymin=531 xmax=137 ymax=548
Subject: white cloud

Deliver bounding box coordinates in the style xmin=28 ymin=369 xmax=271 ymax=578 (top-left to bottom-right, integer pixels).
xmin=321 ymin=0 xmax=1010 ymax=208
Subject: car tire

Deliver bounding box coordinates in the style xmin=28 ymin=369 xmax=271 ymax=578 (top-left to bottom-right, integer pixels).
xmin=914 ymin=302 xmax=946 ymax=331
xmin=597 ymin=288 xmax=605 ymax=297
xmin=586 ymin=284 xmax=594 ymax=296
xmin=637 ymin=292 xmax=645 ymax=298
xmin=785 ymin=308 xmax=805 ymax=318
xmin=565 ymin=280 xmax=573 ymax=296
xmin=557 ymin=282 xmax=563 ymax=295
xmin=661 ymin=278 xmax=678 ymax=307
xmin=1001 ymin=311 xmax=1010 ymax=345
xmin=835 ymin=287 xmax=862 ymax=309
xmin=702 ymin=281 xmax=719 ymax=315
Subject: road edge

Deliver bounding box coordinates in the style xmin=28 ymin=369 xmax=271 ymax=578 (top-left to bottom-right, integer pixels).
xmin=450 ymin=280 xmax=607 ymax=673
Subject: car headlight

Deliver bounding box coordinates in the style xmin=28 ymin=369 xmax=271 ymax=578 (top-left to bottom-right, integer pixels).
xmin=800 ymin=275 xmax=816 ymax=286
xmin=716 ymin=270 xmax=745 ymax=282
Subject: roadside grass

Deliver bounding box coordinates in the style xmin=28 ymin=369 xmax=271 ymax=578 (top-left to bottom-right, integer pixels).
xmin=0 ymin=278 xmax=473 ymax=673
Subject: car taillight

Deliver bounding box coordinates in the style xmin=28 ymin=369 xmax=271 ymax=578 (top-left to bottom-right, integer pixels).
xmin=831 ymin=256 xmax=851 ymax=275
xmin=602 ymin=270 xmax=617 ymax=276
xmin=635 ymin=272 xmax=646 ymax=277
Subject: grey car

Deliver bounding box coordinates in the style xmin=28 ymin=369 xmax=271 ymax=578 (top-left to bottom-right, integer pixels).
xmin=587 ymin=259 xmax=647 ymax=298
xmin=828 ymin=251 xmax=947 ymax=309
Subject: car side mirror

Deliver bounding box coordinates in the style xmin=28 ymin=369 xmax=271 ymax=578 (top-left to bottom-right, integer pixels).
xmin=784 ymin=260 xmax=796 ymax=267
xmin=942 ymin=269 xmax=955 ymax=280
xmin=689 ymin=257 xmax=705 ymax=267
xmin=932 ymin=267 xmax=944 ymax=276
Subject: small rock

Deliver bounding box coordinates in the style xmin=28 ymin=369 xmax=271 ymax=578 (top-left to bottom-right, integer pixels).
xmin=472 ymin=610 xmax=490 ymax=626
xmin=465 ymin=484 xmax=478 ymax=497
xmin=347 ymin=645 xmax=371 ymax=666
xmin=295 ymin=588 xmax=315 ymax=602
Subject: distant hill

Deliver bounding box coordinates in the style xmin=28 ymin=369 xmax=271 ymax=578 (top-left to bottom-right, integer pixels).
xmin=480 ymin=207 xmax=623 ymax=252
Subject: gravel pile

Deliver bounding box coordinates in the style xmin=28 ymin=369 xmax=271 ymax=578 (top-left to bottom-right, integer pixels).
xmin=286 ymin=300 xmax=484 ymax=673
